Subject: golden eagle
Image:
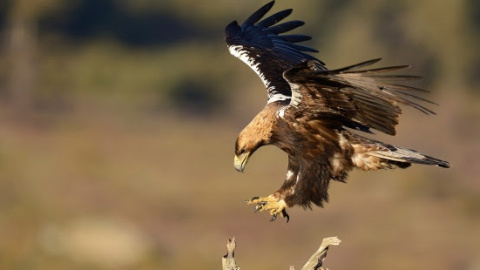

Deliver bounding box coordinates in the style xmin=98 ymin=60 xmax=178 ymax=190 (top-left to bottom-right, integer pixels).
xmin=225 ymin=1 xmax=449 ymax=221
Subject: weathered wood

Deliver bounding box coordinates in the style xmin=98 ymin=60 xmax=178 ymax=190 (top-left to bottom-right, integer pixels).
xmin=299 ymin=237 xmax=341 ymax=270
xmin=222 ymin=237 xmax=239 ymax=270
xmin=221 ymin=236 xmax=341 ymax=270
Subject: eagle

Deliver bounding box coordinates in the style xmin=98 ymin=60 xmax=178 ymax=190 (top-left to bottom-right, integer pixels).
xmin=225 ymin=1 xmax=449 ymax=221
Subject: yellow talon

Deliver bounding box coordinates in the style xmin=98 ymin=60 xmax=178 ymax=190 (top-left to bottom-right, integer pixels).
xmin=244 ymin=195 xmax=289 ymax=222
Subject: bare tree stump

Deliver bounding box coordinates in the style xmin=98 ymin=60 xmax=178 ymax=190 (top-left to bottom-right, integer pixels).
xmin=222 ymin=237 xmax=239 ymax=270
xmin=221 ymin=236 xmax=341 ymax=270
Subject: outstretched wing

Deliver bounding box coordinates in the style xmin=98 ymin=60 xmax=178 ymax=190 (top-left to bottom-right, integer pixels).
xmin=225 ymin=1 xmax=324 ymax=102
xmin=283 ymin=59 xmax=436 ymax=135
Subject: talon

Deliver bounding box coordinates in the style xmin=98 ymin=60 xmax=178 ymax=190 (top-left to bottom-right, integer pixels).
xmin=244 ymin=196 xmax=260 ymax=204
xmin=243 ymin=196 xmax=289 ymax=221
xmin=282 ymin=209 xmax=290 ymax=223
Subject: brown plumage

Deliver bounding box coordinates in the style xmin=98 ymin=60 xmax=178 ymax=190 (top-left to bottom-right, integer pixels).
xmin=227 ymin=2 xmax=449 ymax=221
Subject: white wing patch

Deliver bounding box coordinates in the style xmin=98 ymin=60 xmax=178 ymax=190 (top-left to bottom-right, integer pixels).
xmin=288 ymin=82 xmax=302 ymax=107
xmin=295 ymin=172 xmax=301 ymax=184
xmin=228 ymin=45 xmax=276 ymax=94
xmin=286 ymin=169 xmax=295 ymax=180
xmin=229 ymin=44 xmax=294 ymax=105
xmin=276 ymin=105 xmax=288 ymax=119
xmin=267 ymin=93 xmax=290 ymax=104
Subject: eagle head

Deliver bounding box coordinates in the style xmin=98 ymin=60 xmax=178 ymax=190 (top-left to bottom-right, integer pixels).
xmin=234 ymin=106 xmax=276 ymax=172
xmin=234 ymin=132 xmax=264 ymax=173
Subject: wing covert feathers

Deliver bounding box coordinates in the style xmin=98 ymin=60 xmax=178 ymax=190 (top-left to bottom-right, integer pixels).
xmin=283 ymin=59 xmax=437 ymax=135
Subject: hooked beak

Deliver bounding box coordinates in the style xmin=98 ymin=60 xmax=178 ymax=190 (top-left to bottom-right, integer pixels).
xmin=234 ymin=152 xmax=250 ymax=172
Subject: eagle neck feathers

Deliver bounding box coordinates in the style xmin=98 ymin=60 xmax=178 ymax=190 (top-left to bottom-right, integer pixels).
xmin=239 ymin=102 xmax=282 ymax=147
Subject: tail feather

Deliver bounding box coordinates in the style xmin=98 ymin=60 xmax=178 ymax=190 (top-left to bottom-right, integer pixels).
xmin=369 ymin=146 xmax=450 ymax=168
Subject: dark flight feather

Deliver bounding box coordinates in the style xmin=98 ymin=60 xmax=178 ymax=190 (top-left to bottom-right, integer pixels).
xmin=242 ymin=1 xmax=275 ymax=27
xmin=257 ymin=9 xmax=293 ymax=27
xmin=225 ymin=1 xmax=323 ymax=100
xmin=283 ymin=59 xmax=438 ymax=135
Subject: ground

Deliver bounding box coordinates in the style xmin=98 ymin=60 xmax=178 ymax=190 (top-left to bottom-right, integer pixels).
xmin=0 ymin=92 xmax=478 ymax=269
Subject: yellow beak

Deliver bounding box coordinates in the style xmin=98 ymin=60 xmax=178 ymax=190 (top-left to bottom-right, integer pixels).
xmin=234 ymin=152 xmax=250 ymax=172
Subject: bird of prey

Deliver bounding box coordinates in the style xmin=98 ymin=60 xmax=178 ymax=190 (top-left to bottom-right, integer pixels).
xmin=225 ymin=1 xmax=449 ymax=221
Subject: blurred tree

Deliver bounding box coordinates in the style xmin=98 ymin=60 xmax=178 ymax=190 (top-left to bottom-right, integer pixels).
xmin=166 ymin=77 xmax=226 ymax=117
xmin=4 ymin=0 xmax=36 ymax=116
xmin=38 ymin=0 xmax=206 ymax=47
xmin=466 ymin=0 xmax=480 ymax=92
xmin=467 ymin=0 xmax=480 ymax=29
xmin=0 ymin=1 xmax=9 ymax=30
xmin=3 ymin=0 xmax=63 ymax=116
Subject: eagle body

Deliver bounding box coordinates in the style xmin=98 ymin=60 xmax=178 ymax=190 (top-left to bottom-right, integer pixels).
xmin=227 ymin=1 xmax=449 ymax=221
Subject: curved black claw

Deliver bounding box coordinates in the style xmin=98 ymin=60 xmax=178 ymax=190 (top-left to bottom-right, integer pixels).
xmin=244 ymin=196 xmax=259 ymax=203
xmin=282 ymin=209 xmax=290 ymax=223
xmin=252 ymin=201 xmax=267 ymax=213
xmin=269 ymin=209 xmax=290 ymax=223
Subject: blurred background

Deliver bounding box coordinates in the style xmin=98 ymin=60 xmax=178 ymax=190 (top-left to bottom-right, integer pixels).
xmin=0 ymin=0 xmax=479 ymax=269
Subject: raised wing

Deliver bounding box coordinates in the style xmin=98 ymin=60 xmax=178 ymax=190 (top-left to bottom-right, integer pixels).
xmin=283 ymin=59 xmax=436 ymax=135
xmin=225 ymin=1 xmax=324 ymax=102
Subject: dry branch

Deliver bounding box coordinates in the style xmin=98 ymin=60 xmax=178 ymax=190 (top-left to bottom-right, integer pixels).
xmin=298 ymin=236 xmax=342 ymax=270
xmin=222 ymin=237 xmax=239 ymax=270
xmin=221 ymin=236 xmax=341 ymax=270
